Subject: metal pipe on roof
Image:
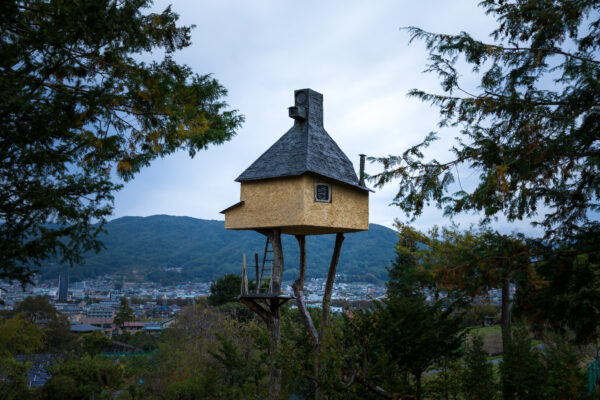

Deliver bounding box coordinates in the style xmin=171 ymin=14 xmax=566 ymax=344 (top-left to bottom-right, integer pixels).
xmin=359 ymin=154 xmax=366 ymax=186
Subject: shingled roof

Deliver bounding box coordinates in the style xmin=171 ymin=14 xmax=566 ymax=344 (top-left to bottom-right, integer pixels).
xmin=236 ymin=89 xmax=369 ymax=191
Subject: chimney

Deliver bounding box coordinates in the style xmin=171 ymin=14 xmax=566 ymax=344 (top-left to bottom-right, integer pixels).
xmin=359 ymin=154 xmax=366 ymax=186
xmin=289 ymin=88 xmax=323 ymax=127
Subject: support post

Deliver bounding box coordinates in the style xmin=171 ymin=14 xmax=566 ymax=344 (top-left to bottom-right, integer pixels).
xmin=270 ymin=229 xmax=283 ymax=295
xmin=255 ymin=253 xmax=259 ymax=294
xmin=241 ymin=254 xmax=248 ymax=295
xmin=291 ymin=232 xmax=345 ymax=399
xmin=245 ymin=228 xmax=286 ymax=399
xmin=321 ymin=233 xmax=344 ymax=332
xmin=292 ymin=234 xmax=318 ymax=343
xmin=267 ymin=228 xmax=283 ymax=400
xmin=316 ymin=232 xmax=344 ymax=400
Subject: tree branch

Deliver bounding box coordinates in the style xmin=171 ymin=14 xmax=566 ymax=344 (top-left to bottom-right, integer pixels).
xmin=488 ymin=44 xmax=600 ymax=65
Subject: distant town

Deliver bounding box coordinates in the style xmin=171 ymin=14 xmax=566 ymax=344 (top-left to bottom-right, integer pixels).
xmin=0 ymin=274 xmax=391 ymax=337
xmin=0 ymin=272 xmax=514 ymax=339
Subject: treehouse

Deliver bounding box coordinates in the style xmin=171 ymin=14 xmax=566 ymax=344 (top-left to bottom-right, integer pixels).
xmin=221 ymin=88 xmax=370 ymax=235
xmin=220 ymin=88 xmax=371 ymax=398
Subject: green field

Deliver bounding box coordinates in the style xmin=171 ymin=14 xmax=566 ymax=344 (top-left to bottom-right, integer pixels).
xmin=470 ymin=325 xmax=501 ymax=336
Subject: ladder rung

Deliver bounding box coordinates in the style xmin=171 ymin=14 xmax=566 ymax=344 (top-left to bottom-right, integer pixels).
xmin=259 ymin=236 xmax=274 ymax=290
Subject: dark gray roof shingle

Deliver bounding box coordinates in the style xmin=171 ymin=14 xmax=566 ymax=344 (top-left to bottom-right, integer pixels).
xmin=236 ymin=89 xmax=368 ymax=191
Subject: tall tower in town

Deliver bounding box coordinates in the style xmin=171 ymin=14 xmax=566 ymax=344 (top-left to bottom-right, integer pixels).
xmin=58 ymin=273 xmax=69 ymax=302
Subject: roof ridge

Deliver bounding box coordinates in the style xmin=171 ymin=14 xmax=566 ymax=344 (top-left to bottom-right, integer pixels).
xmin=235 ymin=89 xmax=368 ymax=192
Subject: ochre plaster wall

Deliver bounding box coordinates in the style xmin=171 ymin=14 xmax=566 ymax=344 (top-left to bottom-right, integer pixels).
xmin=226 ymin=176 xmax=305 ymax=230
xmin=302 ymin=176 xmax=369 ymax=232
xmin=224 ymin=174 xmax=369 ymax=235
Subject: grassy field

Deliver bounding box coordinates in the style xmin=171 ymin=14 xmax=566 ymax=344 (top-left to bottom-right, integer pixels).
xmin=470 ymin=325 xmax=501 ymax=336
xmin=468 ymin=325 xmax=503 ymax=355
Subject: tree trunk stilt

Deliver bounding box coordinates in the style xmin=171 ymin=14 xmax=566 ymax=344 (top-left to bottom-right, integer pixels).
xmin=293 ymin=235 xmax=318 ymax=343
xmin=320 ymin=233 xmax=344 ymax=332
xmin=267 ymin=228 xmax=283 ymax=400
xmin=267 ymin=301 xmax=282 ymax=399
xmin=316 ymin=233 xmax=345 ymax=400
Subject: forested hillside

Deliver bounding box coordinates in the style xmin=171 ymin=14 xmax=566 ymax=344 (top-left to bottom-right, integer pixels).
xmin=39 ymin=215 xmax=398 ymax=283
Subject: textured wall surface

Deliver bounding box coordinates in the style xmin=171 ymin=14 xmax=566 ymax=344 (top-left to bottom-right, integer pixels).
xmin=224 ymin=174 xmax=368 ymax=235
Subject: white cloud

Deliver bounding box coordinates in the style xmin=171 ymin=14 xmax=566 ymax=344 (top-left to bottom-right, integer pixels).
xmin=113 ymin=1 xmax=543 ymax=238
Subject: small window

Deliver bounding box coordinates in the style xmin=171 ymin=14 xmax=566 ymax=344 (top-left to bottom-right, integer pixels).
xmin=314 ymin=183 xmax=331 ymax=203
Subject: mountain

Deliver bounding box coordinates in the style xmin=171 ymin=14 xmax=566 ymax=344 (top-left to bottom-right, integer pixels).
xmin=39 ymin=215 xmax=398 ymax=284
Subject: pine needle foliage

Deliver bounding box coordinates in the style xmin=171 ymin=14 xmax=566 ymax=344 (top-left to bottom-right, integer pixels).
xmin=0 ymin=0 xmax=244 ymax=284
xmin=370 ymin=0 xmax=600 ymax=241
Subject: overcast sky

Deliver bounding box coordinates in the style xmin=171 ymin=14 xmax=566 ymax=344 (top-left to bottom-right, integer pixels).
xmin=111 ymin=0 xmax=545 ymax=237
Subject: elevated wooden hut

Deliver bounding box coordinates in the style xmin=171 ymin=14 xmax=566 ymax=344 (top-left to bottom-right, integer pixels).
xmin=221 ymin=88 xmax=370 ymax=235
xmin=220 ymin=88 xmax=370 ymax=399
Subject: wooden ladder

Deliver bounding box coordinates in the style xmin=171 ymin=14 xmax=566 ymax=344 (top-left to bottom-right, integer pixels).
xmin=259 ymin=236 xmax=274 ymax=293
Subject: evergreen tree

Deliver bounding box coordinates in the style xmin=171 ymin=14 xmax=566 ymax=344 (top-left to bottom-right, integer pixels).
xmin=0 ymin=0 xmax=244 ymax=284
xmin=462 ymin=335 xmax=498 ymax=400
xmin=542 ymin=334 xmax=590 ymax=399
xmin=499 ymin=323 xmax=546 ymax=400
xmin=373 ymin=240 xmax=466 ymax=400
xmin=114 ymin=297 xmax=135 ymax=328
xmin=393 ymin=223 xmax=535 ymax=352
xmin=82 ymin=331 xmax=111 ymax=356
xmin=514 ymin=226 xmax=600 ymax=344
xmin=427 ymin=356 xmax=462 ymax=400
xmin=208 ymin=274 xmax=243 ymax=306
xmin=371 ymin=1 xmax=599 ymax=242
xmin=386 ymin=223 xmax=430 ymax=297
xmin=374 ymin=298 xmax=465 ymax=400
